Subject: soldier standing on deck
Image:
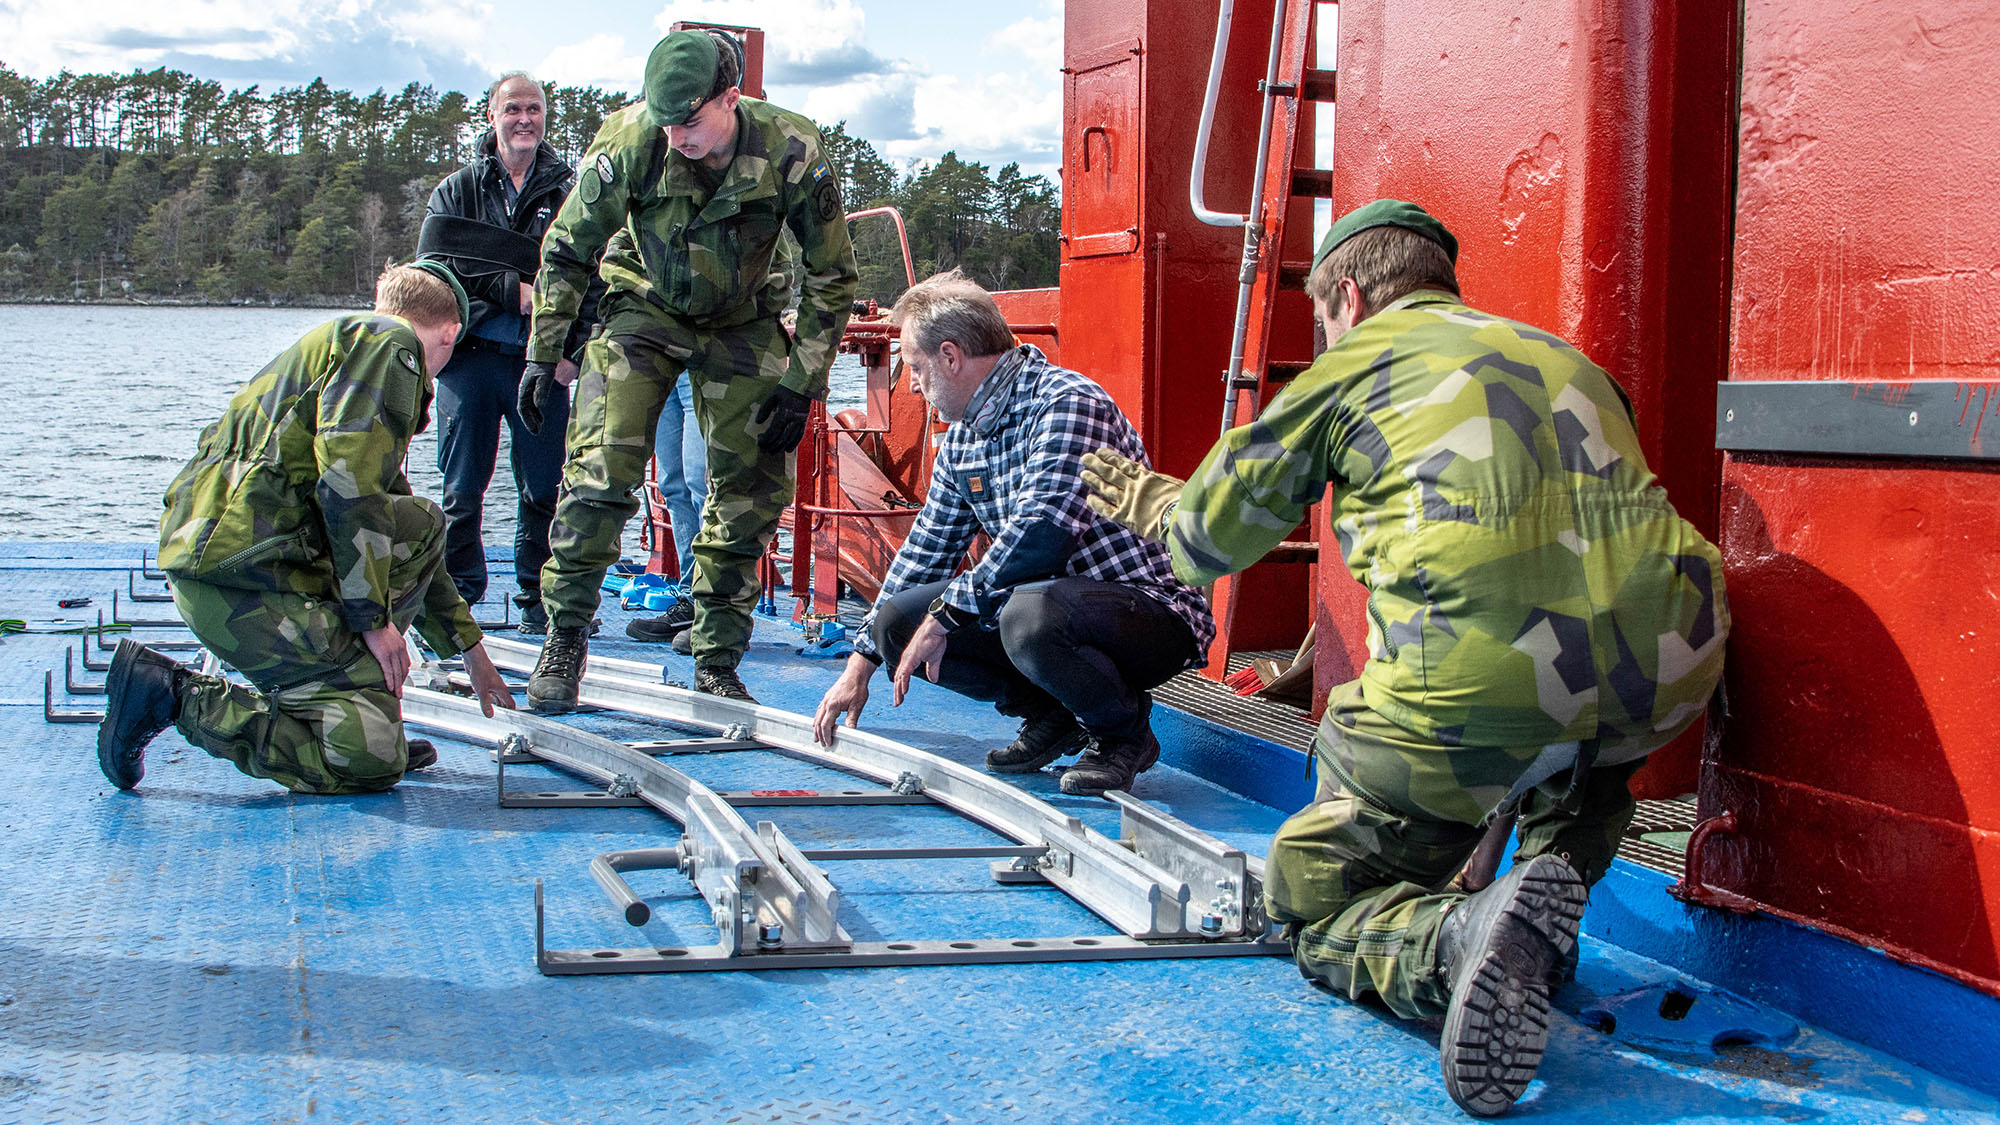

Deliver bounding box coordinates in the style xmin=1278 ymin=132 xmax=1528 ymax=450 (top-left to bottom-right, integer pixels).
xmin=1083 ymin=201 xmax=1729 ymax=1116
xmin=516 ymin=28 xmax=859 ymax=708
xmin=96 ymin=262 xmax=517 ymax=795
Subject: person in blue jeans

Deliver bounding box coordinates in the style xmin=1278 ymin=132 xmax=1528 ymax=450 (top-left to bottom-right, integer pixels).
xmin=627 ymin=377 xmax=706 ymax=648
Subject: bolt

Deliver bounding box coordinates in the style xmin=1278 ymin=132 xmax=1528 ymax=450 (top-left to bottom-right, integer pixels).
xmin=1199 ymin=913 xmax=1225 ymax=938
xmin=1725 ymin=408 xmax=1735 ymax=423
xmin=1909 ymin=410 xmax=1920 ymax=426
xmin=500 ymin=733 xmax=530 ymax=757
xmin=757 ymin=922 xmax=783 ymax=950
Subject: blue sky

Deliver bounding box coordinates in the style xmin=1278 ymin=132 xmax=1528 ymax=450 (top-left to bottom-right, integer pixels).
xmin=0 ymin=0 xmax=1065 ymax=176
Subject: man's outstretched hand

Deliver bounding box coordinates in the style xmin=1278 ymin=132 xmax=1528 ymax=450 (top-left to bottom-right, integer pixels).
xmin=1080 ymin=448 xmax=1183 ymax=543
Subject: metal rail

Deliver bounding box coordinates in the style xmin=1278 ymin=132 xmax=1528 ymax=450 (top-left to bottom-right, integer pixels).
xmin=399 ymin=688 xmax=848 ymax=954
xmin=478 ymin=637 xmax=1273 ymax=942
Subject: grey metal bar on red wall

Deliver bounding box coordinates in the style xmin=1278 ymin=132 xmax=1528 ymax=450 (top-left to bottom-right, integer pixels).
xmin=1715 ymin=379 xmax=2000 ymax=461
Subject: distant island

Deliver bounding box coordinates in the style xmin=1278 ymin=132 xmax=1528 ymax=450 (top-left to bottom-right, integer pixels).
xmin=0 ymin=64 xmax=1059 ymax=306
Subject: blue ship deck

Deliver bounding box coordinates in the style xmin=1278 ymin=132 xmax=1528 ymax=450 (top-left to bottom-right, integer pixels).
xmin=3 ymin=542 xmax=1996 ymax=1123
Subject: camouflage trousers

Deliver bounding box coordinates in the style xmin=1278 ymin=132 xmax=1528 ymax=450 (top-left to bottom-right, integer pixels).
xmin=1264 ymin=680 xmax=1660 ymax=1019
xmin=169 ymin=495 xmax=446 ymax=794
xmin=540 ymin=293 xmax=798 ymax=669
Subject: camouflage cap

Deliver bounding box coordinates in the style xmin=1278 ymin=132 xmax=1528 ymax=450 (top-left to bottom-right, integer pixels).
xmin=403 ymin=258 xmax=470 ymax=340
xmin=645 ymin=30 xmax=722 ymax=128
xmin=1313 ymin=199 xmax=1460 ymax=269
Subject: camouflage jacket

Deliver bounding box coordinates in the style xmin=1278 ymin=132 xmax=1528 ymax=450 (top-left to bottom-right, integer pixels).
xmin=157 ymin=314 xmax=482 ymax=658
xmin=527 ymin=98 xmax=860 ymax=398
xmin=1169 ymin=291 xmax=1728 ymax=748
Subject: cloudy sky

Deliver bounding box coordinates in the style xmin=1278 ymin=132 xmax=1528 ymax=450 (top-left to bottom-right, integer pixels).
xmin=0 ymin=0 xmax=1065 ymax=175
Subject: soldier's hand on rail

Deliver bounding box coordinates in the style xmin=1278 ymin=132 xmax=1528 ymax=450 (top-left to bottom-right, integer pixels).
xmin=518 ymin=360 xmax=559 ymax=433
xmin=753 ymin=385 xmax=813 ymax=453
xmin=364 ymin=624 xmax=410 ymax=698
xmin=891 ymin=614 xmax=947 ymax=707
xmin=813 ymin=653 xmax=875 ymax=745
xmin=1080 ymin=447 xmax=1184 ymax=544
xmin=462 ymin=642 xmax=517 ymax=717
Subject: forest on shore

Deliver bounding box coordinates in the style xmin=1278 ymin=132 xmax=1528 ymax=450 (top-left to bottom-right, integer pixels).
xmin=0 ymin=64 xmax=1060 ymax=306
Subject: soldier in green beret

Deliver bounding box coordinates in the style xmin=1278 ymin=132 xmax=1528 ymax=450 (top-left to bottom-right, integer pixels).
xmin=1083 ymin=200 xmax=1728 ymax=1115
xmin=517 ymin=28 xmax=860 ymax=707
xmin=97 ymin=261 xmax=518 ymax=795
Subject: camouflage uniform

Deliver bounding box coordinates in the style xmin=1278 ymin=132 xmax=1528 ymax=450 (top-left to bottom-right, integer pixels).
xmin=1167 ymin=291 xmax=1728 ymax=1018
xmin=157 ymin=314 xmax=483 ymax=794
xmin=527 ymin=98 xmax=859 ymax=666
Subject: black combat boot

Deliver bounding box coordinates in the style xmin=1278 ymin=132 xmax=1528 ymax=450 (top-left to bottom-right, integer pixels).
xmin=1058 ymin=728 xmax=1161 ymax=796
xmin=526 ymin=625 xmax=590 ymax=713
xmin=517 ymin=601 xmax=550 ymax=636
xmin=625 ymin=595 xmax=695 ymax=643
xmin=692 ymin=664 xmax=757 ymax=703
xmin=985 ymin=708 xmax=1090 ymax=774
xmin=1435 ymin=853 xmax=1588 ymax=1117
xmin=404 ymin=738 xmax=438 ymax=771
xmin=97 ymin=640 xmax=188 ymax=790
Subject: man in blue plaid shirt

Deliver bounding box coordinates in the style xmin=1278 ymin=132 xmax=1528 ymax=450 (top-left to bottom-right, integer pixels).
xmin=812 ymin=270 xmax=1214 ymax=795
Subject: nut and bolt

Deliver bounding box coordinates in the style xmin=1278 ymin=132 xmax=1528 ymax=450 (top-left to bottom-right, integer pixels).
xmin=1199 ymin=913 xmax=1225 ymax=938
xmin=756 ymin=922 xmax=784 ymax=950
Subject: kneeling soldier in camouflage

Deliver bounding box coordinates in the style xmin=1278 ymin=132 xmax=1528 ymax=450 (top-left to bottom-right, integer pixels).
xmin=1083 ymin=201 xmax=1729 ymax=1115
xmin=98 ymin=262 xmax=516 ymax=794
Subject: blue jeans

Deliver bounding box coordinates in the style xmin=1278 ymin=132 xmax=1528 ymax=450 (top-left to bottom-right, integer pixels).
xmin=651 ymin=376 xmax=707 ymax=583
xmin=434 ymin=342 xmax=570 ymax=606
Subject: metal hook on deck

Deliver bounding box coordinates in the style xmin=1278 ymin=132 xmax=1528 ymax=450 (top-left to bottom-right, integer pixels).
xmin=44 ymin=670 xmax=104 ymax=723
xmin=127 ymin=569 xmax=174 ymax=603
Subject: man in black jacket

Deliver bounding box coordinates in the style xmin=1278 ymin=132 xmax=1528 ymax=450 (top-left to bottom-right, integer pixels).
xmin=419 ymin=71 xmax=599 ymax=633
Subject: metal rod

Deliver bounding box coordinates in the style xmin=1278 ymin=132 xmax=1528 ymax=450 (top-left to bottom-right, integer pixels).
xmin=1190 ymin=0 xmax=1246 ymax=227
xmin=799 ymin=845 xmax=1048 ymax=862
xmin=111 ymin=591 xmax=185 ymax=628
xmin=589 ymin=848 xmax=684 ymax=926
xmin=76 ymin=641 xmax=110 ymax=672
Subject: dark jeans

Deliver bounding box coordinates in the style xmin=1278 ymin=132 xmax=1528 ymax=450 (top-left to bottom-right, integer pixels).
xmin=869 ymin=577 xmax=1199 ymax=740
xmin=434 ymin=342 xmax=570 ymax=606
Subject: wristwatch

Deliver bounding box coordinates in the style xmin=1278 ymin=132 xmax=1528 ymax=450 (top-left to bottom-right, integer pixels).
xmin=927 ymin=594 xmax=977 ymax=633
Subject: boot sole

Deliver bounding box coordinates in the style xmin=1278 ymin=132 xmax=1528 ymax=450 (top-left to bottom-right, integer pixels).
xmin=1439 ymin=856 xmax=1587 ymax=1116
xmin=525 ymin=688 xmax=577 ymax=714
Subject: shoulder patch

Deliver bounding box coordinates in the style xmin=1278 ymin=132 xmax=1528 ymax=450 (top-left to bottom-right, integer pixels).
xmin=813 ymin=177 xmax=842 ymax=223
xmin=397 ymin=347 xmax=420 ymax=375
xmin=595 ymin=152 xmax=615 ymax=185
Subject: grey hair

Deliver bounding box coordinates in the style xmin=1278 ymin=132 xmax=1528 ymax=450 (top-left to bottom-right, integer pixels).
xmin=889 ymin=268 xmax=1015 ymax=358
xmin=486 ymin=71 xmax=547 ymax=114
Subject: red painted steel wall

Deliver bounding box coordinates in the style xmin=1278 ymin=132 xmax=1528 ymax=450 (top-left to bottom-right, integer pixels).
xmin=1313 ymin=0 xmax=1738 ymax=794
xmin=1060 ymin=0 xmax=1315 ymax=656
xmin=1698 ymin=0 xmax=2000 ymax=993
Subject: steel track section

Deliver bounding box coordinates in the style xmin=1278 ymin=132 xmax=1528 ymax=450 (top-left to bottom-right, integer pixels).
xmin=480 ymin=637 xmax=1280 ymax=944
xmin=398 ymin=688 xmax=848 ymax=954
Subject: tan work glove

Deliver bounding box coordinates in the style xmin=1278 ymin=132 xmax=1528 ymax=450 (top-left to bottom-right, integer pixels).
xmin=1081 ymin=447 xmax=1184 ymax=544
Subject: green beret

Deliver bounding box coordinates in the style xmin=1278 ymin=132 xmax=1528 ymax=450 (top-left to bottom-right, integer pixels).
xmin=1313 ymin=199 xmax=1460 ymax=270
xmin=404 ymin=258 xmax=470 ymax=341
xmin=646 ymin=30 xmax=721 ymax=128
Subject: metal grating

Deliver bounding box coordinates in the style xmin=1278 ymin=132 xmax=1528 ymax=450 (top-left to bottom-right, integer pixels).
xmin=1158 ymin=656 xmax=1697 ymax=877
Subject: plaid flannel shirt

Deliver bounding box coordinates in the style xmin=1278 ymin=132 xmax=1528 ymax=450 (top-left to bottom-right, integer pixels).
xmin=855 ymin=345 xmax=1215 ymax=663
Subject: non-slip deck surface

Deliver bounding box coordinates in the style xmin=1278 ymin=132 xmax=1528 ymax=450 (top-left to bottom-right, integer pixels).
xmin=1 ymin=543 xmax=1993 ymax=1123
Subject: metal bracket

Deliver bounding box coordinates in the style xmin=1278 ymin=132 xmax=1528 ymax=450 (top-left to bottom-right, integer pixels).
xmin=127 ymin=570 xmax=174 ymax=603
xmin=1716 ymin=379 xmax=2000 ymax=461
xmin=44 ymin=671 xmax=103 ymax=723
xmin=111 ymin=592 xmax=186 ymax=629
xmin=64 ymin=648 xmax=105 ymax=694
xmin=75 ymin=641 xmax=110 ymax=672
xmin=138 ymin=550 xmax=167 ymax=580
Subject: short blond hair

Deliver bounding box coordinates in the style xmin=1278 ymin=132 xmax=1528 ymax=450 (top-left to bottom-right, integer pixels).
xmin=889 ymin=268 xmax=1014 ymax=358
xmin=374 ymin=264 xmax=460 ymax=330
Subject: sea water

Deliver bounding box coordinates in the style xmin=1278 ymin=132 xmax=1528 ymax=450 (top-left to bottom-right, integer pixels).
xmin=0 ymin=304 xmax=868 ymax=549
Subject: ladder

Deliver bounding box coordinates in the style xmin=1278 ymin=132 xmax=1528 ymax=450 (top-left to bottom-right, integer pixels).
xmin=1188 ymin=0 xmax=1339 ymax=681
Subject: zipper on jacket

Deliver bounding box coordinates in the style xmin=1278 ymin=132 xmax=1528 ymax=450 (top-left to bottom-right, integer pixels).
xmin=208 ymin=527 xmax=310 ymax=573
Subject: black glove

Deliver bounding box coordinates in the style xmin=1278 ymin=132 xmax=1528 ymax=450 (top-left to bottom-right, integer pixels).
xmin=753 ymin=385 xmax=813 ymax=453
xmin=517 ymin=360 xmax=559 ymax=434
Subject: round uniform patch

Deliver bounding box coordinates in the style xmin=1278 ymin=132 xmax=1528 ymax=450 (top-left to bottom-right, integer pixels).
xmin=397 ymin=347 xmax=420 ymax=374
xmin=813 ymin=178 xmax=842 ymax=223
xmin=595 ymin=152 xmax=615 ymax=186
xmin=579 ymin=167 xmax=601 ymax=205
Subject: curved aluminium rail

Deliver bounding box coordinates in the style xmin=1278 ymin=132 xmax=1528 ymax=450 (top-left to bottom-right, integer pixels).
xmin=478 ymin=638 xmax=1272 ymax=943
xmin=398 ymin=687 xmax=845 ymax=952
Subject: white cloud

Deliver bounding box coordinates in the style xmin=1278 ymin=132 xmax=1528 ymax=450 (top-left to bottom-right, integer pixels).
xmin=989 ymin=12 xmax=1060 ymax=73
xmin=536 ymin=33 xmax=646 ymax=91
